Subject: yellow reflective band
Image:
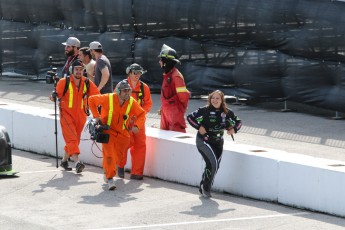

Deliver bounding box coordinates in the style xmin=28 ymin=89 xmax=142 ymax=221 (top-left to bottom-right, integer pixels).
xmin=176 ymin=86 xmax=188 ymax=93
xmin=107 ymin=94 xmax=113 ymax=126
xmin=161 ymin=53 xmax=175 ymax=59
xmin=68 ymin=82 xmax=73 ymax=108
xmin=123 ymin=97 xmax=133 ymax=130
xmin=138 ymin=92 xmax=142 ymax=104
xmin=81 ymin=84 xmax=87 ymax=109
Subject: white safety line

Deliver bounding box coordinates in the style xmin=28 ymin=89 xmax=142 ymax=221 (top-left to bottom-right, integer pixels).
xmin=18 ymin=169 xmax=61 ymax=174
xmin=88 ymin=212 xmax=309 ymax=230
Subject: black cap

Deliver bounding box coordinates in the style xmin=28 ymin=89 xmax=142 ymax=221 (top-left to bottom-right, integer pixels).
xmin=71 ymin=60 xmax=83 ymax=69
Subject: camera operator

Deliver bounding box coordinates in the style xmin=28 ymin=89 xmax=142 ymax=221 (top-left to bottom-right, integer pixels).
xmin=49 ymin=60 xmax=100 ymax=173
xmin=61 ymin=37 xmax=80 ymax=77
xmin=88 ymin=80 xmax=145 ymax=190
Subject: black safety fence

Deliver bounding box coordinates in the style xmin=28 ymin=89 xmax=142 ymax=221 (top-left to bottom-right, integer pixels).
xmin=1 ymin=0 xmax=345 ymax=112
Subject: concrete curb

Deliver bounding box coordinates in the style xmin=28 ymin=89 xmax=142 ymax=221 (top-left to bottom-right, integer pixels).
xmin=1 ymin=102 xmax=345 ymax=217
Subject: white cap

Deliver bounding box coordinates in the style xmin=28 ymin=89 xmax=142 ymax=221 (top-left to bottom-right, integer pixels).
xmin=89 ymin=41 xmax=102 ymax=50
xmin=62 ymin=37 xmax=80 ymax=47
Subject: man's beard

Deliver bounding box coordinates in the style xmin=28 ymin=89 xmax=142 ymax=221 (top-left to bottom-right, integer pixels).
xmin=65 ymin=50 xmax=75 ymax=57
xmin=74 ymin=73 xmax=82 ymax=79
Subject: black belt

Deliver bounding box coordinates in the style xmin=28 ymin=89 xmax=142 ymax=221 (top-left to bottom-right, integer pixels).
xmin=198 ymin=133 xmax=223 ymax=142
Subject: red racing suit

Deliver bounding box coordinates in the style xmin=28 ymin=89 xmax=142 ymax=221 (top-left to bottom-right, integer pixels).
xmin=117 ymin=77 xmax=152 ymax=176
xmin=55 ymin=76 xmax=100 ymax=156
xmin=88 ymin=93 xmax=145 ymax=179
xmin=160 ymin=67 xmax=190 ymax=133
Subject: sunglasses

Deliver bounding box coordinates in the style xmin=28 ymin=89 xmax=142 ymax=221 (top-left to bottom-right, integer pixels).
xmin=132 ymin=70 xmax=142 ymax=75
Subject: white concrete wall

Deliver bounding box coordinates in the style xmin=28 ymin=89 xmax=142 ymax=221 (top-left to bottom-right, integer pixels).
xmin=0 ymin=103 xmax=20 ymax=143
xmin=1 ymin=102 xmax=345 ymax=217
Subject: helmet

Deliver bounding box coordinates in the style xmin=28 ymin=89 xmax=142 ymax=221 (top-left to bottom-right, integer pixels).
xmin=115 ymin=79 xmax=132 ymax=95
xmin=158 ymin=44 xmax=180 ymax=64
xmin=126 ymin=63 xmax=147 ymax=75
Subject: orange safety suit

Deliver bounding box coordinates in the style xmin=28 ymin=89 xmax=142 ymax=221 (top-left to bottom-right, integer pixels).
xmin=117 ymin=77 xmax=152 ymax=176
xmin=55 ymin=76 xmax=100 ymax=156
xmin=160 ymin=67 xmax=190 ymax=132
xmin=88 ymin=93 xmax=145 ymax=179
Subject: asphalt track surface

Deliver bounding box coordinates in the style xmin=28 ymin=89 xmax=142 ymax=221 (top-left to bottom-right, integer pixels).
xmin=1 ymin=76 xmax=345 ymax=229
xmin=1 ymin=149 xmax=345 ymax=230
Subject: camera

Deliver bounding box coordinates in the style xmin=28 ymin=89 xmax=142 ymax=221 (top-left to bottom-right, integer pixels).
xmin=88 ymin=119 xmax=110 ymax=143
xmin=46 ymin=67 xmax=58 ymax=84
xmin=46 ymin=56 xmax=59 ymax=84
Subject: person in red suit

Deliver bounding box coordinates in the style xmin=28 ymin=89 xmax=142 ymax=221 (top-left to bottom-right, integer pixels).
xmin=158 ymin=44 xmax=190 ymax=133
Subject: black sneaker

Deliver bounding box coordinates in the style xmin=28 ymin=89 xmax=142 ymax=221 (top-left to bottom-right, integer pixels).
xmin=60 ymin=161 xmax=71 ymax=171
xmin=130 ymin=174 xmax=143 ymax=180
xmin=76 ymin=162 xmax=85 ymax=173
xmin=117 ymin=167 xmax=124 ymax=178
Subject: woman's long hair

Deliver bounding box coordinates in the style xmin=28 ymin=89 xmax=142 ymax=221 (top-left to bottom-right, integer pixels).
xmin=207 ymin=90 xmax=227 ymax=113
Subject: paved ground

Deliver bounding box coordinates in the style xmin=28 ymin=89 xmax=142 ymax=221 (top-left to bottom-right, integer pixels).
xmin=1 ymin=149 xmax=345 ymax=230
xmin=1 ymin=76 xmax=345 ymax=229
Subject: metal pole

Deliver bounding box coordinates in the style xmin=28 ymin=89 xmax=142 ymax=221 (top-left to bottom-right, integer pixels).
xmin=53 ymin=78 xmax=58 ymax=168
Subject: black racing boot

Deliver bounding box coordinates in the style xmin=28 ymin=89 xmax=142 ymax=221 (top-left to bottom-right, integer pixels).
xmin=117 ymin=167 xmax=125 ymax=178
xmin=198 ymin=181 xmax=203 ymax=195
xmin=201 ymin=184 xmax=212 ymax=198
xmin=130 ymin=174 xmax=143 ymax=180
xmin=60 ymin=160 xmax=72 ymax=171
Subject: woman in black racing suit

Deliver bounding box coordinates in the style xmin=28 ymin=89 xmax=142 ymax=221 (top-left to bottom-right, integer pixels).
xmin=187 ymin=90 xmax=242 ymax=197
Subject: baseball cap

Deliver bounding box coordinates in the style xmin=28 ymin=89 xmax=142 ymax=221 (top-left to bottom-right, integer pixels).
xmin=62 ymin=37 xmax=80 ymax=47
xmin=89 ymin=41 xmax=103 ymax=50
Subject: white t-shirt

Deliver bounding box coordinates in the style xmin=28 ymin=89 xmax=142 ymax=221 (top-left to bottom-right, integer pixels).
xmin=85 ymin=59 xmax=96 ymax=80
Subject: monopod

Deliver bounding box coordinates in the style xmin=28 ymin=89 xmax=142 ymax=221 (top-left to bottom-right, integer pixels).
xmin=53 ymin=77 xmax=59 ymax=168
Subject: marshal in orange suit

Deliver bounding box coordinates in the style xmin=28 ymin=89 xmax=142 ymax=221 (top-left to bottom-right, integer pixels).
xmin=116 ymin=63 xmax=152 ymax=180
xmin=49 ymin=60 xmax=100 ymax=173
xmin=88 ymin=80 xmax=145 ymax=190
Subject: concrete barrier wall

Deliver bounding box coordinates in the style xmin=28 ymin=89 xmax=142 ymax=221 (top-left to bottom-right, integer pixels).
xmin=0 ymin=103 xmax=19 ymax=143
xmin=1 ymin=102 xmax=345 ymax=217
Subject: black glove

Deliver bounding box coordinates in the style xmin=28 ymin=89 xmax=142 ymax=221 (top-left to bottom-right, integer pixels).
xmin=52 ymin=91 xmax=58 ymax=101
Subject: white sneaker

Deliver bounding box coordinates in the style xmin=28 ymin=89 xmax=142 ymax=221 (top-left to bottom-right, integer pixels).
xmin=107 ymin=178 xmax=116 ymax=191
